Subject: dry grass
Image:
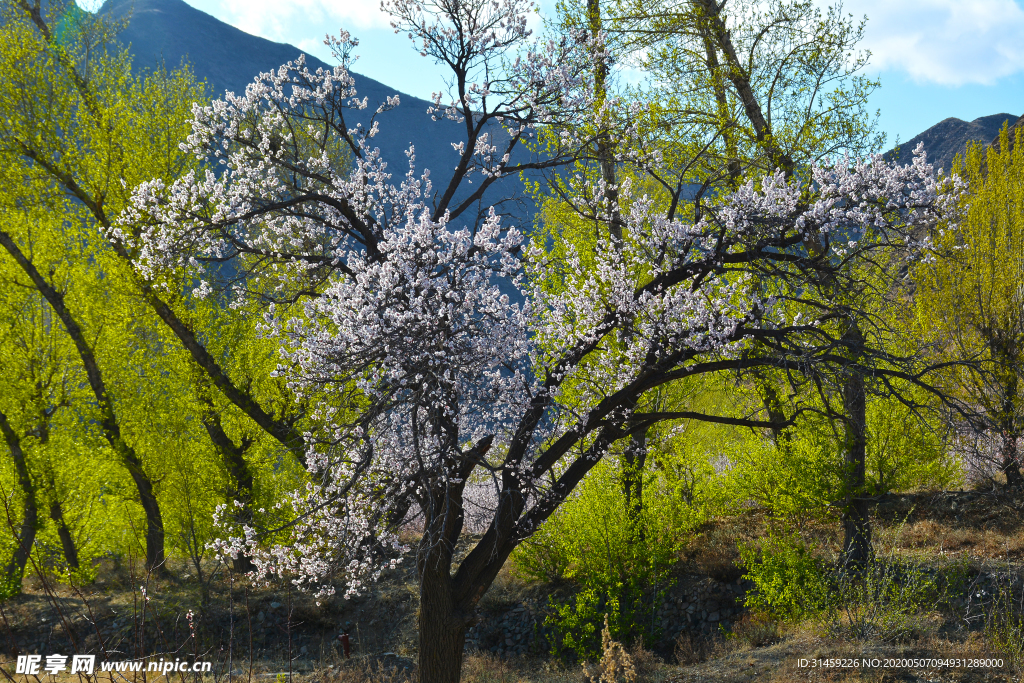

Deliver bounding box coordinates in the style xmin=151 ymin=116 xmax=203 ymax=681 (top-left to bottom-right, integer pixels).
xmin=678 ymin=512 xmax=763 ymax=581
xmin=666 ymin=628 xmax=1024 ymax=683
xmin=886 ymin=518 xmax=1024 ymax=560
xmin=659 ymin=489 xmax=1024 ymax=683
xmin=673 ymin=631 xmax=731 ymax=666
xmin=730 ymin=613 xmax=782 ymax=648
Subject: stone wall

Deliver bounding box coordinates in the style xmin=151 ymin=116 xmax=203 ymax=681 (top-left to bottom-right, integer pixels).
xmin=653 ymin=575 xmax=750 ymax=637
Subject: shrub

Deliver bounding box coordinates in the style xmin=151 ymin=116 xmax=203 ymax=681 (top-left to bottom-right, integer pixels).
xmin=739 ymin=530 xmax=829 ymax=621
xmin=543 ymin=557 xmax=670 ymax=662
xmin=741 ymin=528 xmax=945 ymax=641
xmin=515 ymin=461 xmax=679 ymax=661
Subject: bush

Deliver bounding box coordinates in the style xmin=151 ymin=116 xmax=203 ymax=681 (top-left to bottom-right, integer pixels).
xmin=513 ymin=461 xmax=680 ymax=661
xmin=741 ymin=529 xmax=945 ymax=642
xmin=546 ymin=587 xmax=608 ymax=661
xmin=739 ymin=530 xmax=829 ymax=621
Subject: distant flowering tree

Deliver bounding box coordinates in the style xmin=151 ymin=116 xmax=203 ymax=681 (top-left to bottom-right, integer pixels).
xmin=118 ymin=0 xmax=963 ymax=678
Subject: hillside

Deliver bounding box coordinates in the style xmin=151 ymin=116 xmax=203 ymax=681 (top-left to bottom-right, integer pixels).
xmin=887 ymin=113 xmax=1023 ymax=172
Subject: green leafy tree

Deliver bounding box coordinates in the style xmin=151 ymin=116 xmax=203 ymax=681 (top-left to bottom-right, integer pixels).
xmin=610 ymin=0 xmax=883 ymax=187
xmin=915 ymin=125 xmax=1024 ymax=487
xmin=0 ymin=0 xmax=320 ymax=575
xmin=533 ymin=0 xmax=893 ymax=576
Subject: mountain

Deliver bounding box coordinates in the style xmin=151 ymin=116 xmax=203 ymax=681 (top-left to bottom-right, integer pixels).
xmin=98 ymin=0 xmax=526 ymax=225
xmin=887 ymin=113 xmax=1022 ymax=172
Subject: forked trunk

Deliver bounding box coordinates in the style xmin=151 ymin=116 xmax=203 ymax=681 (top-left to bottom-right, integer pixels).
xmin=418 ymin=566 xmax=467 ymax=683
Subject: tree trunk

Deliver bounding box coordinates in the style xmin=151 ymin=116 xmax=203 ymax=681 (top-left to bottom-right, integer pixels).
xmin=622 ymin=428 xmax=647 ymax=541
xmin=0 ymin=230 xmax=165 ymax=571
xmin=698 ymin=14 xmax=742 ymax=186
xmin=48 ymin=498 xmax=80 ymax=570
xmin=0 ymin=411 xmax=38 ymax=593
xmin=694 ymin=0 xmax=795 ymax=178
xmin=587 ymin=0 xmax=626 ymax=245
xmin=999 ymin=431 xmax=1024 ymax=487
xmin=841 ymin=325 xmax=870 ymax=573
xmin=417 ymin=565 xmax=468 ymax=683
xmin=126 ymin=460 xmax=166 ymax=572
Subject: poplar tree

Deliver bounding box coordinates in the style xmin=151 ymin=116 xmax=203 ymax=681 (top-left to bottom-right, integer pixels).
xmin=916 ymin=125 xmax=1024 ymax=487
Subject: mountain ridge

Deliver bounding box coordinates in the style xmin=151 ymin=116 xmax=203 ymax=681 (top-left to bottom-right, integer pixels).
xmin=886 ymin=113 xmax=1023 ymax=172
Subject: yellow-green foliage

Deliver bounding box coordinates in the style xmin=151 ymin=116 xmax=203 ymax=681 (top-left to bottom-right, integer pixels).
xmin=866 ymin=392 xmax=962 ymax=493
xmin=514 ymin=459 xmax=682 ymax=659
xmin=735 ymin=388 xmax=961 ymax=521
xmin=512 ymin=377 xmax=745 ymax=587
xmin=915 ymin=124 xmax=1024 ymax=444
xmin=0 ymin=1 xmax=307 ymax=583
xmin=513 ymin=460 xmax=685 ymax=585
xmin=739 ymin=529 xmax=829 ymax=621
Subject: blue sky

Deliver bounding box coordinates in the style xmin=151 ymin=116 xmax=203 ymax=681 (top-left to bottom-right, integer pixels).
xmin=176 ymin=0 xmax=1024 ymax=148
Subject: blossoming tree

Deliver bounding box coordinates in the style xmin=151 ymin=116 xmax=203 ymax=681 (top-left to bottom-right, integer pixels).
xmin=119 ymin=0 xmax=962 ymax=679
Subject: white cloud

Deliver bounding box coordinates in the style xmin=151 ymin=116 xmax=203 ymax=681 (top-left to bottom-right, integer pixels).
xmin=847 ymin=0 xmax=1024 ymax=85
xmin=216 ymin=0 xmax=391 ymax=48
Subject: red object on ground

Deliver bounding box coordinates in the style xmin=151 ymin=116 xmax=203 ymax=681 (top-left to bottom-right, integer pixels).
xmin=338 ymin=633 xmax=350 ymax=659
